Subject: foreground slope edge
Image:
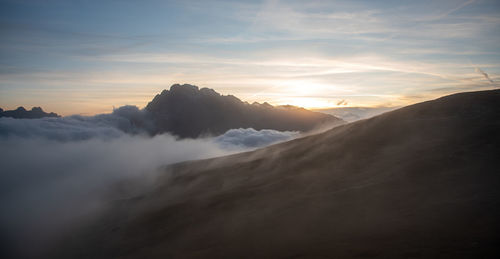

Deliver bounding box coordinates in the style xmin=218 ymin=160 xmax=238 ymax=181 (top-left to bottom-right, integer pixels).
xmin=55 ymin=89 xmax=500 ymax=258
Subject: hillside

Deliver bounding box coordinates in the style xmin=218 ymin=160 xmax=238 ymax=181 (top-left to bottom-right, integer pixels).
xmin=55 ymin=90 xmax=500 ymax=258
xmin=145 ymin=84 xmax=343 ymax=138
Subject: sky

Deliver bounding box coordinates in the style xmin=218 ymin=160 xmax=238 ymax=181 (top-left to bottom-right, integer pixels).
xmin=0 ymin=0 xmax=499 ymax=115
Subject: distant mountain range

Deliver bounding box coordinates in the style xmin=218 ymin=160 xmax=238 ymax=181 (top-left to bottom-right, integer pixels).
xmin=55 ymin=89 xmax=500 ymax=258
xmin=314 ymin=106 xmax=397 ymax=122
xmin=145 ymin=84 xmax=343 ymax=138
xmin=0 ymin=107 xmax=60 ymax=119
xmin=0 ymin=85 xmax=343 ymax=138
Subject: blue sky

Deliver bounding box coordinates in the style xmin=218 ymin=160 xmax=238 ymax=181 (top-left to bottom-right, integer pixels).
xmin=1 ymin=0 xmax=499 ymax=115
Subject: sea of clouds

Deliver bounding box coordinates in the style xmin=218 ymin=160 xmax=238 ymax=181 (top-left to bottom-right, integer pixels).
xmin=0 ymin=106 xmax=298 ymax=256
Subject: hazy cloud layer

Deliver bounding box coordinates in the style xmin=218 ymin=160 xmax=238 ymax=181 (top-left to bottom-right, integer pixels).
xmin=0 ymin=134 xmax=227 ymax=255
xmin=475 ymin=67 xmax=494 ymax=83
xmin=315 ymin=106 xmax=398 ymax=122
xmin=0 ymin=116 xmax=126 ymax=141
xmin=215 ymin=128 xmax=298 ymax=150
xmin=0 ymin=105 xmax=155 ymax=141
xmin=0 ymin=114 xmax=299 ymax=256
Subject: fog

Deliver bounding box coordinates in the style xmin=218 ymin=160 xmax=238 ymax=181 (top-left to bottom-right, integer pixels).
xmin=0 ymin=113 xmax=297 ymax=257
xmin=215 ymin=128 xmax=298 ymax=150
xmin=0 ymin=105 xmax=153 ymax=141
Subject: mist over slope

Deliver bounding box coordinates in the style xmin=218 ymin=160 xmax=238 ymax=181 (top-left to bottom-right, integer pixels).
xmin=0 ymin=104 xmax=300 ymax=258
xmin=146 ymin=84 xmax=343 ymax=138
xmin=55 ymin=90 xmax=500 ymax=258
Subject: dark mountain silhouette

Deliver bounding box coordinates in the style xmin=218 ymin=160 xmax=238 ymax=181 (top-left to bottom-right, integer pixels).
xmin=54 ymin=90 xmax=500 ymax=258
xmin=145 ymin=84 xmax=343 ymax=138
xmin=0 ymin=106 xmax=60 ymax=119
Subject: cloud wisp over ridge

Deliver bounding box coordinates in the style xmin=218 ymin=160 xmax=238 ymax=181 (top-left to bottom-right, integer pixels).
xmin=475 ymin=67 xmax=494 ymax=84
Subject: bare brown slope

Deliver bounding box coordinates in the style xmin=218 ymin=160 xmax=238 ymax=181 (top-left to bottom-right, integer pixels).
xmin=57 ymin=90 xmax=500 ymax=258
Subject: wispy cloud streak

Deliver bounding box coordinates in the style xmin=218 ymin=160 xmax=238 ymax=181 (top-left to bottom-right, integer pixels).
xmin=475 ymin=67 xmax=494 ymax=84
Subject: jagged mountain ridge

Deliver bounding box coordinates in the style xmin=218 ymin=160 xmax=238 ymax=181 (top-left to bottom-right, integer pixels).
xmin=145 ymin=84 xmax=343 ymax=138
xmin=0 ymin=107 xmax=60 ymax=119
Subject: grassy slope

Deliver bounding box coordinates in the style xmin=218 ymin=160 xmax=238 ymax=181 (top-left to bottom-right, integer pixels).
xmin=57 ymin=90 xmax=500 ymax=258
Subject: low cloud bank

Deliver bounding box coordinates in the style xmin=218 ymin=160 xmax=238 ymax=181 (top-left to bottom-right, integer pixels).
xmin=0 ymin=134 xmax=229 ymax=256
xmin=0 ymin=112 xmax=298 ymax=257
xmin=0 ymin=105 xmax=153 ymax=141
xmin=215 ymin=128 xmax=298 ymax=149
xmin=315 ymin=107 xmax=397 ymax=122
